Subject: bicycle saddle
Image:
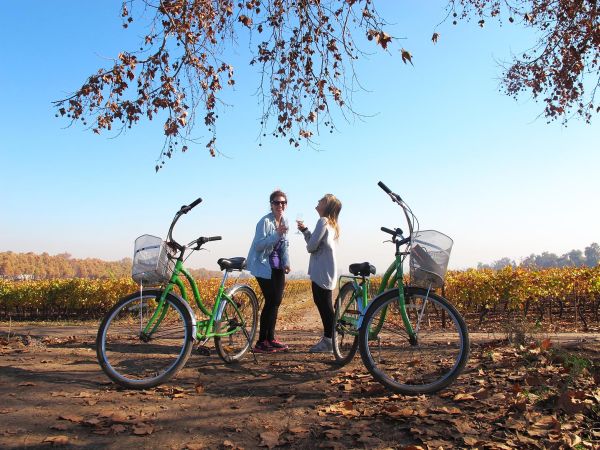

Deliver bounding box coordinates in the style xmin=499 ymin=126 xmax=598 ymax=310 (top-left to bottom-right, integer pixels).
xmin=217 ymin=257 xmax=246 ymax=271
xmin=349 ymin=262 xmax=376 ymax=277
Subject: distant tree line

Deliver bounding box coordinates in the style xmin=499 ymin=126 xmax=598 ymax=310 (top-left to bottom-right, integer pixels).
xmin=0 ymin=251 xmax=221 ymax=280
xmin=477 ymin=243 xmax=600 ymax=270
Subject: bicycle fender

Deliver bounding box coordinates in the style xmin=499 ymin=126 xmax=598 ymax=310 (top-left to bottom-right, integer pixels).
xmin=357 ymin=288 xmax=399 ymax=329
xmin=161 ymin=290 xmax=198 ymax=341
xmin=216 ymin=284 xmax=256 ymax=321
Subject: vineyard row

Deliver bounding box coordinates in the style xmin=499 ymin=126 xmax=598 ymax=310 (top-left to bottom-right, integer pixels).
xmin=1 ymin=267 xmax=599 ymax=330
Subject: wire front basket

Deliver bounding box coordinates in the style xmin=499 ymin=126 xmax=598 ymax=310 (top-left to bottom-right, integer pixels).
xmin=410 ymin=230 xmax=453 ymax=289
xmin=131 ymin=235 xmax=174 ymax=285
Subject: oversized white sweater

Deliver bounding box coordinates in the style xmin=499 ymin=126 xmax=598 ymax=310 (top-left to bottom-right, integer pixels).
xmin=302 ymin=217 xmax=337 ymax=290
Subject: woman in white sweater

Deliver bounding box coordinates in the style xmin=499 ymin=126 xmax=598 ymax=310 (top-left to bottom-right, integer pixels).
xmin=297 ymin=194 xmax=342 ymax=353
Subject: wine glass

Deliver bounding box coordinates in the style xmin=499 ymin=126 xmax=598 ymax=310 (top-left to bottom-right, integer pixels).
xmin=295 ymin=213 xmax=304 ymax=234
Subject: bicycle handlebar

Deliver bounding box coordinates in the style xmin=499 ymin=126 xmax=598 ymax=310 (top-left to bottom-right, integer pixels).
xmin=180 ymin=197 xmax=203 ymax=214
xmin=199 ymin=236 xmax=222 ymax=244
xmin=378 ymin=181 xmax=414 ymax=244
xmin=167 ymin=197 xmax=221 ymax=254
xmin=378 ymin=181 xmax=392 ymax=194
xmin=381 ymin=226 xmax=398 ymax=236
xmin=381 ymin=226 xmax=411 ymax=246
xmin=378 ymin=180 xmax=403 ymax=203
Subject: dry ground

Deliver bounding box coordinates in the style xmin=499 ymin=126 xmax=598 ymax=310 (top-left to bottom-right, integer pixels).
xmin=1 ymin=298 xmax=599 ymax=449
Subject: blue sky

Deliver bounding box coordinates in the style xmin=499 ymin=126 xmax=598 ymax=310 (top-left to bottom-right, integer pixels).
xmin=1 ymin=2 xmax=598 ymax=276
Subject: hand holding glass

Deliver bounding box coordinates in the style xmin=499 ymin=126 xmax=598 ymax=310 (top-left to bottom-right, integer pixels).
xmin=295 ymin=213 xmax=304 ymax=234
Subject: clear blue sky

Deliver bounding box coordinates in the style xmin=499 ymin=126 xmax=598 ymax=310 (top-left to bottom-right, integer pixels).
xmin=1 ymin=2 xmax=598 ymax=275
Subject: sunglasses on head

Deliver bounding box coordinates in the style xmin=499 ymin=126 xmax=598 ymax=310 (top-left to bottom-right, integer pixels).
xmin=271 ymin=200 xmax=287 ymax=206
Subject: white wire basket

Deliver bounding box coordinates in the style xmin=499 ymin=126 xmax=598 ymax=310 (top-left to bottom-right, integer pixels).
xmin=131 ymin=235 xmax=174 ymax=285
xmin=410 ymin=230 xmax=453 ymax=289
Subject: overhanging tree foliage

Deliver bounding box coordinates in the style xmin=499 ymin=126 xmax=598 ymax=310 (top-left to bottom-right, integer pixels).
xmin=450 ymin=0 xmax=600 ymax=123
xmin=54 ymin=1 xmax=600 ymax=169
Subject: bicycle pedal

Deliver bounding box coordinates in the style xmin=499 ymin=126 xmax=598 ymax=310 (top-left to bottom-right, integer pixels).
xmin=196 ymin=345 xmax=211 ymax=356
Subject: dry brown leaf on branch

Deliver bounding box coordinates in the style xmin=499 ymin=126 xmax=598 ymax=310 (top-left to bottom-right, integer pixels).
xmin=400 ymin=48 xmax=413 ymax=65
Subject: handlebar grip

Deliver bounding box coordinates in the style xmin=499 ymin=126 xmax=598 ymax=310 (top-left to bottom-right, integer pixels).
xmin=378 ymin=181 xmax=392 ymax=194
xmin=381 ymin=226 xmax=396 ymax=235
xmin=180 ymin=197 xmax=202 ymax=214
xmin=207 ymin=236 xmax=222 ymax=242
xmin=189 ymin=197 xmax=203 ymax=209
xmin=398 ymin=236 xmax=411 ymax=246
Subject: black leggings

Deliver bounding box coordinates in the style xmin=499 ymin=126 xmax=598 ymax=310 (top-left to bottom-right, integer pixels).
xmin=311 ymin=282 xmax=334 ymax=339
xmin=256 ymin=269 xmax=286 ymax=342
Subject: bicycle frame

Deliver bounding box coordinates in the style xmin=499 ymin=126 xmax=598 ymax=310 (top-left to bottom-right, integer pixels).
xmin=141 ymin=261 xmax=244 ymax=341
xmin=338 ymin=183 xmax=422 ymax=342
xmin=339 ymin=260 xmax=414 ymax=341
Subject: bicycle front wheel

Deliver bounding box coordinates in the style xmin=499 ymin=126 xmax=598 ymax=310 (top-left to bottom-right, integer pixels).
xmin=332 ymin=282 xmax=360 ymax=365
xmin=359 ymin=287 xmax=469 ymax=395
xmin=96 ymin=289 xmax=194 ymax=389
xmin=214 ymin=285 xmax=259 ymax=363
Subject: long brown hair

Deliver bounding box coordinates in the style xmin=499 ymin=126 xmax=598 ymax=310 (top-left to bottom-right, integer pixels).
xmin=321 ymin=194 xmax=342 ymax=239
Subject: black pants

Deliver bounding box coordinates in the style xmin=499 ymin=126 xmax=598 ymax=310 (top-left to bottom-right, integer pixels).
xmin=256 ymin=269 xmax=286 ymax=342
xmin=311 ymin=282 xmax=334 ymax=339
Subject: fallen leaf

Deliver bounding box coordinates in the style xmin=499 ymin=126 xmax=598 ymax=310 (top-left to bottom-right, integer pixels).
xmin=74 ymin=391 xmax=93 ymax=398
xmin=259 ymin=430 xmax=281 ymax=448
xmin=110 ymin=424 xmax=127 ymax=434
xmin=59 ymin=414 xmax=84 ymax=423
xmin=324 ymin=429 xmax=343 ymax=439
xmin=43 ymin=435 xmax=69 ymax=445
xmin=185 ymin=443 xmax=207 ymax=450
xmin=453 ymin=393 xmax=476 ymax=402
xmin=132 ymin=424 xmax=154 ymax=435
xmin=540 ymin=338 xmax=552 ymax=350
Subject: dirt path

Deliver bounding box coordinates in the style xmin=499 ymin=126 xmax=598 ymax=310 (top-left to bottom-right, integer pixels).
xmin=1 ymin=310 xmax=599 ymax=449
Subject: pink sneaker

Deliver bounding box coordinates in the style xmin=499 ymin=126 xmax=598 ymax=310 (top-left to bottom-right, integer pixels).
xmin=254 ymin=340 xmax=275 ymax=353
xmin=268 ymin=339 xmax=289 ymax=351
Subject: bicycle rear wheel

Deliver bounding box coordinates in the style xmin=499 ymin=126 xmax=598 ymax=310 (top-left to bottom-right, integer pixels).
xmin=214 ymin=285 xmax=259 ymax=362
xmin=96 ymin=289 xmax=194 ymax=389
xmin=359 ymin=287 xmax=469 ymax=395
xmin=332 ymin=282 xmax=360 ymax=365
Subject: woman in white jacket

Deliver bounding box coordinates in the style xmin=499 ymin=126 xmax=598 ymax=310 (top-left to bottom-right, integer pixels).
xmin=246 ymin=190 xmax=290 ymax=353
xmin=297 ymin=194 xmax=342 ymax=353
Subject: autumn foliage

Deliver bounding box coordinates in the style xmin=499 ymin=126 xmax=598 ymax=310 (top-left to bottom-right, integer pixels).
xmin=1 ymin=268 xmax=599 ymax=329
xmin=449 ymin=0 xmax=600 ymax=124
xmin=54 ymin=0 xmax=393 ymax=168
xmin=54 ymin=1 xmax=600 ymax=168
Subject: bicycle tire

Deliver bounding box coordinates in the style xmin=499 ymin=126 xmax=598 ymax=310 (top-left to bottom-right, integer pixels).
xmin=359 ymin=287 xmax=469 ymax=395
xmin=332 ymin=282 xmax=360 ymax=365
xmin=214 ymin=285 xmax=259 ymax=363
xmin=96 ymin=289 xmax=194 ymax=389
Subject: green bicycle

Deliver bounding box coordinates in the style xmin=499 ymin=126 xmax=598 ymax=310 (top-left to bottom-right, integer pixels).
xmin=333 ymin=182 xmax=469 ymax=395
xmin=96 ymin=198 xmax=259 ymax=389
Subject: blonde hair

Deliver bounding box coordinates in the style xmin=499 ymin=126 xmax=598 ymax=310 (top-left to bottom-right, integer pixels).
xmin=322 ymin=194 xmax=342 ymax=240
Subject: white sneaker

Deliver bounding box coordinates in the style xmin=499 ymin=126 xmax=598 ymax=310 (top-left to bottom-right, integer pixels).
xmin=309 ymin=336 xmax=333 ymax=353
